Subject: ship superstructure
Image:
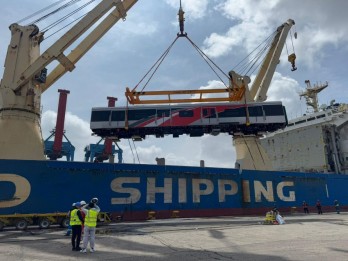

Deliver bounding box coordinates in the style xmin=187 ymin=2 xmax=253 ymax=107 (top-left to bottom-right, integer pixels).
xmin=261 ymin=81 xmax=348 ymax=174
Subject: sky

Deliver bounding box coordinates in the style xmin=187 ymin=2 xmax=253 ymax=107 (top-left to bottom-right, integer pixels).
xmin=0 ymin=0 xmax=347 ymax=167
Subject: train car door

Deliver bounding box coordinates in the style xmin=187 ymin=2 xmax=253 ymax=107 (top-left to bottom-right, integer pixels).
xmin=202 ymin=107 xmax=218 ymax=126
xmin=156 ymin=108 xmax=171 ymax=126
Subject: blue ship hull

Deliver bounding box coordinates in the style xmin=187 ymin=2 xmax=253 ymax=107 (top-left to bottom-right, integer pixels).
xmin=0 ymin=159 xmax=345 ymax=220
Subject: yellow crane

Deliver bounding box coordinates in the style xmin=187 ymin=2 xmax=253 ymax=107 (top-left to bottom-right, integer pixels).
xmin=0 ymin=0 xmax=138 ymax=160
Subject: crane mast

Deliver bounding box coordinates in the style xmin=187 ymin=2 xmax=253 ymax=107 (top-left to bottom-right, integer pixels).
xmin=232 ymin=19 xmax=296 ymax=171
xmin=0 ymin=0 xmax=137 ymax=160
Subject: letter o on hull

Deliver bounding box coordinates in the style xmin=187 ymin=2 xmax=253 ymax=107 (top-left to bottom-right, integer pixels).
xmin=0 ymin=174 xmax=31 ymax=208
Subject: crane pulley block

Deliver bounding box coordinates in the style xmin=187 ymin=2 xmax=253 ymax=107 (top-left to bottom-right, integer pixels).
xmin=288 ymin=53 xmax=297 ymax=71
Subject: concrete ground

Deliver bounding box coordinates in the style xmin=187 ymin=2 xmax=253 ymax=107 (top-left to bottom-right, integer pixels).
xmin=0 ymin=212 xmax=347 ymax=261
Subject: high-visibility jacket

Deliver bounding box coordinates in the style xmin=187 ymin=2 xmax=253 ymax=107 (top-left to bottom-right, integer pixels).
xmin=84 ymin=209 xmax=98 ymax=227
xmin=70 ymin=209 xmax=82 ymax=225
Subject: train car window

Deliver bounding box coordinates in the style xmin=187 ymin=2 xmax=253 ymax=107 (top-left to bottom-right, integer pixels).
xmin=219 ymin=107 xmax=246 ymax=117
xmin=91 ymin=110 xmax=110 ymax=122
xmin=248 ymin=106 xmax=263 ymax=116
xmin=157 ymin=109 xmax=170 ymax=117
xmin=128 ymin=109 xmax=156 ymax=120
xmin=179 ymin=110 xmax=194 ymax=117
xmin=262 ymin=105 xmax=284 ymax=116
xmin=111 ymin=111 xmax=125 ymax=121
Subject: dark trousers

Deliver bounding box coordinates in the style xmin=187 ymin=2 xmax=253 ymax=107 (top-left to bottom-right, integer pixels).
xmin=71 ymin=225 xmax=82 ymax=249
xmin=317 ymin=206 xmax=322 ymax=214
xmin=304 ymin=207 xmax=309 ymax=214
xmin=335 ymin=206 xmax=340 ymax=214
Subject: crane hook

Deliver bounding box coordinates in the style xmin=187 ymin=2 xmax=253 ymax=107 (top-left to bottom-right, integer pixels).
xmin=177 ymin=0 xmax=187 ymax=37
xmin=288 ymin=53 xmax=297 ymax=71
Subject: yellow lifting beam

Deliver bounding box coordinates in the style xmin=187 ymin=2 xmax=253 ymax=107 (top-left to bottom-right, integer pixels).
xmin=125 ymin=83 xmax=246 ymax=105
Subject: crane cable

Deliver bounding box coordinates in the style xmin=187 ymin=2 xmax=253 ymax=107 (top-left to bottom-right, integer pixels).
xmin=135 ymin=36 xmax=180 ymax=93
xmin=185 ymin=35 xmax=229 ymax=87
xmin=245 ymin=34 xmax=275 ymax=76
xmin=15 ymin=0 xmax=98 ymax=41
xmin=16 ymin=0 xmax=69 ymax=24
xmin=232 ymin=30 xmax=276 ymax=76
xmin=127 ymin=138 xmax=136 ymax=164
xmin=127 ymin=138 xmax=141 ymax=164
xmin=133 ymin=4 xmax=230 ymax=93
xmin=27 ymin=0 xmax=85 ymax=25
xmin=41 ymin=0 xmax=97 ymax=33
xmin=134 ymin=33 xmax=230 ymax=93
xmin=132 ymin=140 xmax=141 ymax=164
xmin=44 ymin=13 xmax=88 ymax=40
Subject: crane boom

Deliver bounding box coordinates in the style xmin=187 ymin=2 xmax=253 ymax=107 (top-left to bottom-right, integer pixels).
xmin=249 ymin=19 xmax=295 ymax=102
xmin=44 ymin=0 xmax=137 ymax=92
xmin=15 ymin=0 xmax=137 ymax=93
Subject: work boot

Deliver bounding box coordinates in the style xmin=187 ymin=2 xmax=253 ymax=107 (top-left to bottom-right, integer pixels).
xmin=80 ymin=248 xmax=87 ymax=253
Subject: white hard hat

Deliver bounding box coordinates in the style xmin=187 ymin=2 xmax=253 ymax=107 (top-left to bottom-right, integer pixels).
xmin=72 ymin=203 xmax=76 ymax=207
xmin=91 ymin=198 xmax=98 ymax=204
xmin=80 ymin=200 xmax=86 ymax=205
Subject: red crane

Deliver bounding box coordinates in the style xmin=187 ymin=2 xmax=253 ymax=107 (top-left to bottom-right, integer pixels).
xmin=44 ymin=89 xmax=75 ymax=161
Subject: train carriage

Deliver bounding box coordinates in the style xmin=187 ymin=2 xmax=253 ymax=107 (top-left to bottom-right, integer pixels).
xmin=90 ymin=102 xmax=287 ymax=139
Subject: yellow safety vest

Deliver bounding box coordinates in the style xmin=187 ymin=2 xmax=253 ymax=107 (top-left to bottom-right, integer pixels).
xmin=84 ymin=209 xmax=98 ymax=227
xmin=70 ymin=209 xmax=82 ymax=225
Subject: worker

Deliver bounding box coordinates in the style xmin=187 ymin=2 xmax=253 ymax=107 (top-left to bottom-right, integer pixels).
xmin=65 ymin=202 xmax=76 ymax=236
xmin=316 ymin=200 xmax=323 ymax=214
xmin=334 ymin=200 xmax=340 ymax=214
xmin=80 ymin=200 xmax=87 ymax=241
xmin=80 ymin=198 xmax=100 ymax=253
xmin=302 ymin=201 xmax=309 ymax=214
xmin=70 ymin=202 xmax=84 ymax=251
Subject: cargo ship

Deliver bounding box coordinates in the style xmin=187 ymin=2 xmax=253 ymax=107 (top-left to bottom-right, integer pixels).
xmin=1 ymin=1 xmax=347 ymax=228
xmin=260 ymin=81 xmax=348 ymax=175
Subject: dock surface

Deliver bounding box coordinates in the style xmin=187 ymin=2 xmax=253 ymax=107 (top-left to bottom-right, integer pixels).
xmin=0 ymin=212 xmax=347 ymax=260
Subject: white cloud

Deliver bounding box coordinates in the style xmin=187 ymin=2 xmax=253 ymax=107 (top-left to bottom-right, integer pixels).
xmin=42 ymin=110 xmax=99 ymax=161
xmin=295 ymin=25 xmax=346 ymax=69
xmin=203 ymin=0 xmax=348 ymax=70
xmin=265 ymin=72 xmax=305 ymax=119
xmin=216 ymin=0 xmax=279 ymax=24
xmin=165 ymin=0 xmax=209 ymax=19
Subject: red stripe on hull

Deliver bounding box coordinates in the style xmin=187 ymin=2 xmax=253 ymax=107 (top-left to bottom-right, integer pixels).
xmin=110 ymin=207 xmax=284 ymax=221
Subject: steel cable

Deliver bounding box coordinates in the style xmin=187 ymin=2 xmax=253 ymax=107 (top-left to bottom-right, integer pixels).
xmin=243 ymin=36 xmax=274 ymax=76
xmin=28 ymin=0 xmax=84 ymax=25
xmin=232 ymin=30 xmax=276 ymax=75
xmin=134 ymin=36 xmax=180 ymax=92
xmin=42 ymin=0 xmax=97 ymax=33
xmin=16 ymin=0 xmax=69 ymax=24
xmin=127 ymin=139 xmax=136 ymax=164
xmin=132 ymin=140 xmax=141 ymax=164
xmin=44 ymin=13 xmax=87 ymax=40
xmin=185 ymin=35 xmax=229 ymax=87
